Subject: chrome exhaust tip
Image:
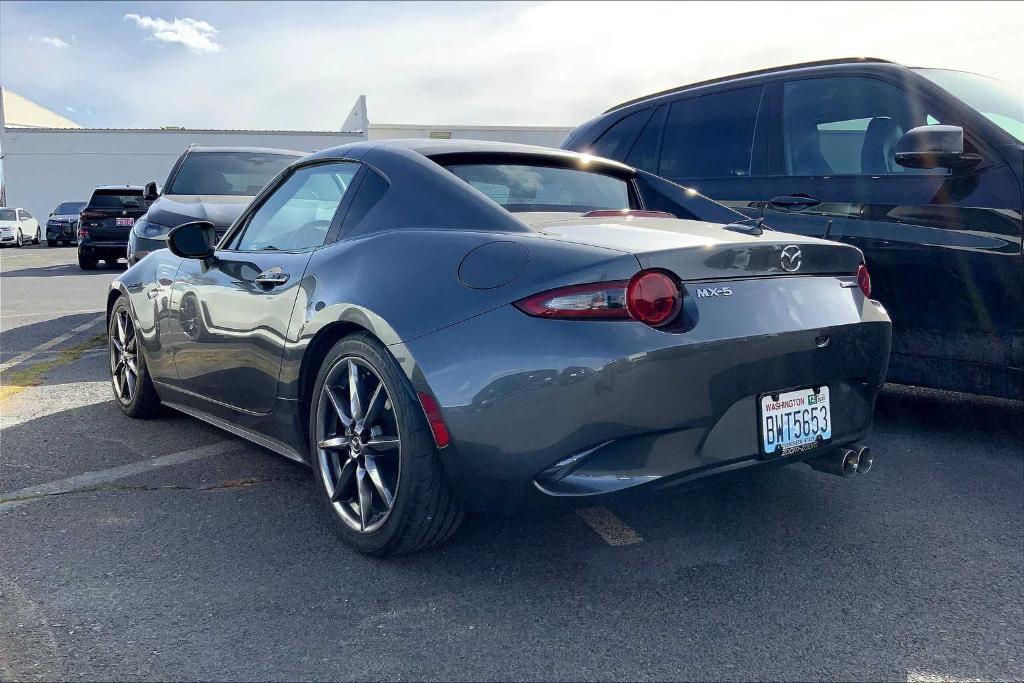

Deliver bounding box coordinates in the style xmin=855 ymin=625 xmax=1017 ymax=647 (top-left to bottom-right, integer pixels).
xmin=808 ymin=447 xmax=860 ymax=478
xmin=854 ymin=446 xmax=873 ymax=475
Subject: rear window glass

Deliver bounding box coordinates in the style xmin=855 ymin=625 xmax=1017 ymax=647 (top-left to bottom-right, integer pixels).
xmin=55 ymin=202 xmax=86 ymax=215
xmin=0 ymin=209 xmax=16 ymax=221
xmin=88 ymin=190 xmax=144 ymax=209
xmin=168 ymin=152 xmax=295 ymax=196
xmin=445 ymin=164 xmax=630 ymax=213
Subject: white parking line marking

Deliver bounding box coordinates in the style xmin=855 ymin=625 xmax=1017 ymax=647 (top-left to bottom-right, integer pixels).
xmin=0 ymin=440 xmax=241 ymax=513
xmin=576 ymin=506 xmax=643 ymax=546
xmin=1 ymin=309 xmax=101 ymax=320
xmin=0 ymin=313 xmax=105 ymax=373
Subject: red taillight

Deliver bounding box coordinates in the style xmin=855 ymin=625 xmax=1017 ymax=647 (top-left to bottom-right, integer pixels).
xmin=626 ymin=270 xmax=681 ymax=327
xmin=78 ymin=227 xmax=89 ymax=238
xmin=417 ymin=392 xmax=450 ymax=448
xmin=581 ymin=210 xmax=676 ymax=219
xmin=514 ymin=271 xmax=682 ymax=327
xmin=856 ymin=263 xmax=871 ymax=298
xmin=513 ymin=281 xmax=630 ymax=320
xmin=80 ymin=210 xmax=104 ymax=220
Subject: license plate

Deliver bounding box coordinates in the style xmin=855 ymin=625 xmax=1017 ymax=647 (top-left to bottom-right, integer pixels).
xmin=760 ymin=386 xmax=831 ymax=456
xmin=116 ymin=217 xmax=134 ymax=227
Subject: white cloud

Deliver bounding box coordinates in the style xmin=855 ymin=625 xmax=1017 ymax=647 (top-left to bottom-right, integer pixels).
xmin=123 ymin=13 xmax=223 ymax=54
xmin=40 ymin=36 xmax=69 ymax=49
xmin=65 ymin=106 xmax=77 ymax=113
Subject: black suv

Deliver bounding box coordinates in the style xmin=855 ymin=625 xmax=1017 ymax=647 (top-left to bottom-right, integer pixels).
xmin=564 ymin=58 xmax=1023 ymax=400
xmin=78 ymin=186 xmax=152 ymax=269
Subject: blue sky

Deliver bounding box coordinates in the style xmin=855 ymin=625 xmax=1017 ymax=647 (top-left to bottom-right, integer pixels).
xmin=1 ymin=1 xmax=1022 ymax=130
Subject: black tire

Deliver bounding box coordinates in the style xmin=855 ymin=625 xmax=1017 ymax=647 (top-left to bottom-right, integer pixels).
xmin=109 ymin=298 xmax=161 ymax=418
xmin=33 ymin=229 xmax=40 ymax=245
xmin=47 ymin=239 xmax=57 ymax=247
xmin=309 ymin=334 xmax=464 ymax=556
xmin=78 ymin=251 xmax=97 ymax=270
xmin=15 ymin=230 xmax=23 ymax=248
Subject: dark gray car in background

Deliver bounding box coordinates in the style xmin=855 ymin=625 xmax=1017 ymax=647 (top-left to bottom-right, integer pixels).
xmin=128 ymin=146 xmax=301 ymax=264
xmin=46 ymin=200 xmax=86 ymax=246
xmin=106 ymin=140 xmax=892 ymax=555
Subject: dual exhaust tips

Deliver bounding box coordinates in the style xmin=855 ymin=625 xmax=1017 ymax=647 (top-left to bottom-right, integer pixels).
xmin=808 ymin=445 xmax=873 ymax=477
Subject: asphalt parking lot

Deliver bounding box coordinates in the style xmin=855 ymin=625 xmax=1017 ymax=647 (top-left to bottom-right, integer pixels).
xmin=1 ymin=245 xmax=1021 ymax=682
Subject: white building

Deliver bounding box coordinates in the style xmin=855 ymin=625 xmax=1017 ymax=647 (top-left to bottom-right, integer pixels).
xmin=0 ymin=91 xmax=573 ymax=220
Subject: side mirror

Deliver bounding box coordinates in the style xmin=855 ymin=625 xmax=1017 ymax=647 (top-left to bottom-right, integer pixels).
xmin=167 ymin=221 xmax=217 ymax=260
xmin=894 ymin=125 xmax=981 ymax=170
xmin=144 ymin=181 xmax=159 ymax=201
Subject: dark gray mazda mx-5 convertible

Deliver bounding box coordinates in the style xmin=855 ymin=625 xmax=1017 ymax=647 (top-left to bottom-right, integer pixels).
xmin=106 ymin=139 xmax=892 ymax=555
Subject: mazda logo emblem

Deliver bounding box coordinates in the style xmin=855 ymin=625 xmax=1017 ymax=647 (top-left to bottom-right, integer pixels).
xmin=780 ymin=245 xmax=802 ymax=272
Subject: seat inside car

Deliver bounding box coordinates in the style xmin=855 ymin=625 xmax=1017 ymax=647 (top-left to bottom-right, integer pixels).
xmin=785 ymin=115 xmax=834 ymax=176
xmin=860 ymin=116 xmax=904 ymax=174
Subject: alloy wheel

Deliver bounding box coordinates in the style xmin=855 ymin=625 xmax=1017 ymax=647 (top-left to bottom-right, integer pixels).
xmin=15 ymin=230 xmax=22 ymax=247
xmin=316 ymin=357 xmax=401 ymax=533
xmin=110 ymin=308 xmax=140 ymax=405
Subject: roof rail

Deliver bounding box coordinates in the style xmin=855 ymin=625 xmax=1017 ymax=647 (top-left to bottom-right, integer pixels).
xmin=604 ymin=57 xmax=896 ymax=113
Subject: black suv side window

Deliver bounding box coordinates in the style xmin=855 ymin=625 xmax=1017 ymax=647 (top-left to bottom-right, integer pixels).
xmin=590 ymin=109 xmax=652 ymax=161
xmin=780 ymin=76 xmax=949 ymax=176
xmin=658 ymin=86 xmax=763 ymax=179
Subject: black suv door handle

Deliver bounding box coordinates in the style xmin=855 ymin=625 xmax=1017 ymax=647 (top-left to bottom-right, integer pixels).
xmin=255 ymin=268 xmax=290 ymax=288
xmin=769 ymin=194 xmax=821 ymax=211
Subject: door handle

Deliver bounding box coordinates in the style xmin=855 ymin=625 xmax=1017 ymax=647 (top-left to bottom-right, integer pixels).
xmin=255 ymin=268 xmax=290 ymax=287
xmin=769 ymin=194 xmax=822 ymax=211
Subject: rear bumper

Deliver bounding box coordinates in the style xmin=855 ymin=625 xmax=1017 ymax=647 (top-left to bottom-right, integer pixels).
xmin=79 ymin=241 xmax=127 ymax=258
xmin=402 ymin=278 xmax=892 ymax=511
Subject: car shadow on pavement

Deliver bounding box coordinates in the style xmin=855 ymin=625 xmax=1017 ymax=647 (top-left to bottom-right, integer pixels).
xmin=0 ymin=399 xmax=229 ymax=493
xmin=0 ymin=261 xmax=126 ymax=278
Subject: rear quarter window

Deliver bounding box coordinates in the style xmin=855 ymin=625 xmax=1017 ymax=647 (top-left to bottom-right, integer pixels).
xmin=589 ymin=109 xmax=652 ymax=161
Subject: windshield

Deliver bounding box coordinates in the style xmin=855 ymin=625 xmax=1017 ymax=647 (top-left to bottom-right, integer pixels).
xmin=916 ymin=69 xmax=1024 ymax=142
xmin=168 ymin=152 xmax=296 ymax=196
xmin=55 ymin=202 xmax=86 ymax=215
xmin=89 ymin=190 xmax=144 ymax=209
xmin=445 ymin=164 xmax=631 ymax=213
xmin=0 ymin=209 xmax=17 ymax=221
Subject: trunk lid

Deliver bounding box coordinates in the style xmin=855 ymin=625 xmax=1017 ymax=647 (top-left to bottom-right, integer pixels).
xmin=521 ymin=214 xmax=863 ymax=280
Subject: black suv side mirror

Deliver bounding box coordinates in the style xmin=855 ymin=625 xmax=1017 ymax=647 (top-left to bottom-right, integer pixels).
xmin=167 ymin=221 xmax=217 ymax=260
xmin=894 ymin=125 xmax=981 ymax=170
xmin=144 ymin=181 xmax=159 ymax=201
